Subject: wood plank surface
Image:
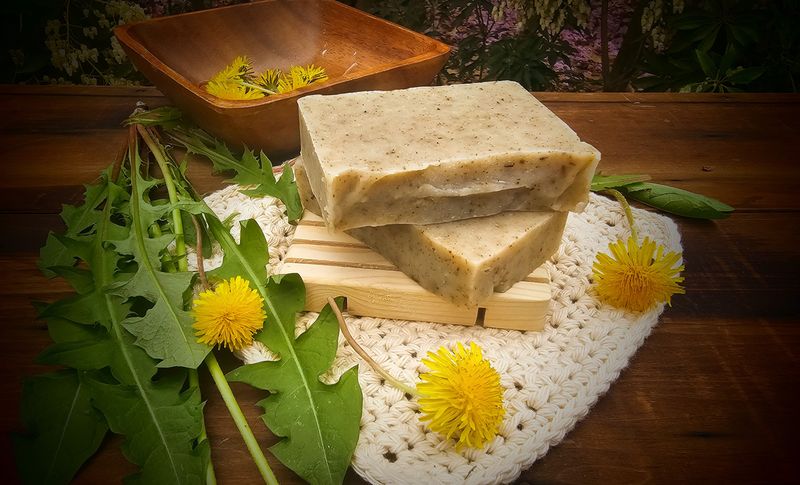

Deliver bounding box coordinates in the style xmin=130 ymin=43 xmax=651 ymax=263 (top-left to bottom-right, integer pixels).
xmin=1 ymin=86 xmax=798 ymax=484
xmin=283 ymin=213 xmax=551 ymax=330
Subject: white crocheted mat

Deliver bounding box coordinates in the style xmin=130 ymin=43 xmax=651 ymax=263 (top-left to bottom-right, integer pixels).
xmin=199 ymin=186 xmax=682 ymax=485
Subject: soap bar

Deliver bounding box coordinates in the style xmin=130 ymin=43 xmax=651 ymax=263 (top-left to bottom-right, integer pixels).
xmin=298 ymin=80 xmax=599 ymax=231
xmin=294 ymin=159 xmax=567 ymax=307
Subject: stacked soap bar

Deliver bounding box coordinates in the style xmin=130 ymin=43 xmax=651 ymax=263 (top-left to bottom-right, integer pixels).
xmin=294 ymin=160 xmax=567 ymax=306
xmin=295 ymin=81 xmax=599 ymax=307
xmin=298 ymin=80 xmax=600 ymax=231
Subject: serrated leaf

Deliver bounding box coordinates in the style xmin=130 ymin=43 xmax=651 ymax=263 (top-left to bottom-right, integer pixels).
xmin=228 ymin=279 xmax=362 ymax=485
xmin=14 ymin=371 xmax=108 ymax=485
xmin=207 ymin=218 xmax=269 ymax=289
xmin=46 ymin=316 xmax=102 ymax=343
xmin=170 ymin=127 xmax=303 ymax=222
xmin=83 ymin=175 xmax=210 ymax=481
xmin=622 ymin=182 xmax=734 ymax=219
xmin=590 ymin=173 xmax=652 ymax=191
xmin=47 ymin=266 xmax=95 ymax=295
xmin=37 ymin=336 xmax=115 ymax=370
xmin=85 ymin=372 xmax=207 ymax=485
xmin=38 ymin=291 xmax=108 ymax=328
xmin=38 ymin=177 xmax=109 ymax=276
xmin=111 ymin=151 xmax=209 ymax=369
xmin=21 ymin=170 xmax=209 ymax=484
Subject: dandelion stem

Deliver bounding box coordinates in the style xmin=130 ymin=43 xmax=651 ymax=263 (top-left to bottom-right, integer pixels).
xmin=191 ymin=214 xmax=210 ymax=290
xmin=604 ymin=189 xmax=638 ymax=241
xmin=326 ymin=297 xmax=419 ymax=397
xmin=189 ymin=369 xmax=217 ymax=485
xmin=205 ymin=352 xmax=279 ymax=485
xmin=136 ymin=124 xmax=188 ymax=272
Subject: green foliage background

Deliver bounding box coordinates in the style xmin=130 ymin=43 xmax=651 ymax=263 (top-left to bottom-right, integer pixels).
xmin=2 ymin=0 xmax=798 ymax=91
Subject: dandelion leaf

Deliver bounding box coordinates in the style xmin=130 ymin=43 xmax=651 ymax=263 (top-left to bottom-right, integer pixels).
xmin=173 ymin=128 xmax=303 ymax=221
xmin=111 ymin=157 xmax=209 ymax=369
xmin=228 ymin=276 xmax=362 ymax=485
xmin=85 ymin=371 xmax=207 ymax=485
xmin=38 ymin=178 xmax=109 ymax=276
xmin=14 ymin=370 xmax=108 ymax=485
xmin=590 ymin=173 xmax=652 ymax=191
xmin=207 ymin=217 xmax=269 ymax=289
xmin=21 ymin=170 xmax=209 ymax=484
xmin=622 ymin=182 xmax=734 ymax=219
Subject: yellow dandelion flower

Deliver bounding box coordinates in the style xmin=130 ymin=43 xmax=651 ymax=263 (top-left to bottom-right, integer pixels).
xmin=277 ymin=65 xmax=328 ymax=94
xmin=592 ymin=236 xmax=685 ymax=312
xmin=254 ymin=68 xmax=283 ymax=93
xmin=205 ymin=79 xmax=265 ymax=101
xmin=209 ymin=55 xmax=253 ymax=84
xmin=417 ymin=342 xmax=505 ymax=449
xmin=192 ymin=276 xmax=265 ymax=350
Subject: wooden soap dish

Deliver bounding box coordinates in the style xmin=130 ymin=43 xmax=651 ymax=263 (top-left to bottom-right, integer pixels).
xmin=280 ymin=212 xmax=551 ymax=332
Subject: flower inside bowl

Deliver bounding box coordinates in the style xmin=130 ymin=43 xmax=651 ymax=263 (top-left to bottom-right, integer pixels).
xmin=115 ymin=0 xmax=451 ymax=162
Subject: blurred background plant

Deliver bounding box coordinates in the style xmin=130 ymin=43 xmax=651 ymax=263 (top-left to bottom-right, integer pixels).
xmin=2 ymin=0 xmax=798 ymax=91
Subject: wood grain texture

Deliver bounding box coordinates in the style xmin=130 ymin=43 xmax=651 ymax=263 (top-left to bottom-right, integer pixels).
xmin=114 ymin=0 xmax=449 ymax=159
xmin=283 ymin=214 xmax=550 ymax=330
xmin=1 ymin=86 xmax=798 ymax=484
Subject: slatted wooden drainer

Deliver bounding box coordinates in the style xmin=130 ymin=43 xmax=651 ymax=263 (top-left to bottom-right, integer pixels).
xmin=280 ymin=212 xmax=552 ymax=331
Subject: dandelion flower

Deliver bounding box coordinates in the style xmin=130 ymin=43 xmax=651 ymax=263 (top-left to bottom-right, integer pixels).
xmin=592 ymin=236 xmax=685 ymax=312
xmin=209 ymin=55 xmax=254 ymax=84
xmin=193 ymin=276 xmax=265 ymax=350
xmin=417 ymin=342 xmax=505 ymax=449
xmin=205 ymin=80 xmax=264 ymax=101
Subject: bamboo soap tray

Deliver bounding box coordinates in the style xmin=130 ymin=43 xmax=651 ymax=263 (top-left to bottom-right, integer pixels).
xmin=280 ymin=212 xmax=551 ymax=331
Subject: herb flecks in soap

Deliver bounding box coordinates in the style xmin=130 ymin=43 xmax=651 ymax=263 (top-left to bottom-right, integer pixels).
xmin=205 ymin=56 xmax=328 ymax=100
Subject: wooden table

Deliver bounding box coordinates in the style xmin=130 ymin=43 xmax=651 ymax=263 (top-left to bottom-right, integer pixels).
xmin=1 ymin=86 xmax=798 ymax=484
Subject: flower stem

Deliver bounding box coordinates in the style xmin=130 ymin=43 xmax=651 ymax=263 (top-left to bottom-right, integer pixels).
xmin=191 ymin=214 xmax=210 ymax=290
xmin=604 ymin=189 xmax=638 ymax=241
xmin=326 ymin=297 xmax=419 ymax=397
xmin=136 ymin=124 xmax=188 ymax=272
xmin=189 ymin=369 xmax=217 ymax=485
xmin=205 ymin=352 xmax=279 ymax=485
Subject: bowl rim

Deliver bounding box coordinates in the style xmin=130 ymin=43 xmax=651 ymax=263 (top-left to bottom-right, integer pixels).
xmin=114 ymin=0 xmax=451 ymax=111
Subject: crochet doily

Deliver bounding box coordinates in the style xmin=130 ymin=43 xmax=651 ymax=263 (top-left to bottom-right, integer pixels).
xmin=199 ymin=186 xmax=682 ymax=485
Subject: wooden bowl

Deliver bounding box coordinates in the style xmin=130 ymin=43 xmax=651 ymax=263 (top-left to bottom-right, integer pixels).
xmin=115 ymin=0 xmax=450 ymax=162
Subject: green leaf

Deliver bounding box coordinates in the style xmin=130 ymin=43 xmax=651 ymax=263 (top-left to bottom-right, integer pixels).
xmin=38 ymin=291 xmax=107 ymax=328
xmin=46 ymin=266 xmax=95 ymax=295
xmin=229 ymin=288 xmax=362 ymax=485
xmin=38 ymin=176 xmax=109 ymax=276
xmin=37 ymin=336 xmax=115 ymax=370
xmin=14 ymin=370 xmax=108 ymax=485
xmin=697 ymin=24 xmax=721 ymax=53
xmin=590 ymin=173 xmax=652 ymax=191
xmin=198 ymin=201 xmax=362 ymax=484
xmin=125 ymin=106 xmax=184 ymax=128
xmin=169 ymin=127 xmax=303 ymax=222
xmin=85 ymin=372 xmax=207 ymax=485
xmin=83 ymin=175 xmax=210 ymax=482
xmin=207 ymin=218 xmax=269 ymax=289
xmin=22 ymin=169 xmax=209 ymax=483
xmin=726 ymin=66 xmax=765 ymax=85
xmin=621 ymin=182 xmax=734 ymax=219
xmin=111 ymin=151 xmax=209 ymax=369
xmin=695 ymin=49 xmax=717 ymax=77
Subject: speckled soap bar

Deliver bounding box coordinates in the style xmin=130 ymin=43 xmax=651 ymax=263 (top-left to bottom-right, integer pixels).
xmin=294 ymin=159 xmax=567 ymax=306
xmin=297 ymin=80 xmax=599 ymax=231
